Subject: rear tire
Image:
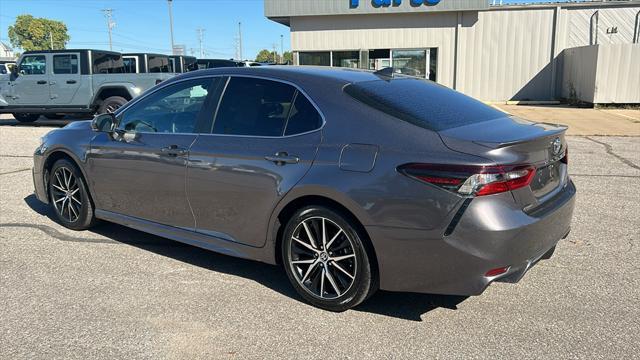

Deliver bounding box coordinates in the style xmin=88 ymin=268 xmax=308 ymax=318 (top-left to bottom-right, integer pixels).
xmin=13 ymin=113 xmax=40 ymax=123
xmin=282 ymin=206 xmax=375 ymax=311
xmin=48 ymin=159 xmax=97 ymax=231
xmin=98 ymin=96 xmax=128 ymax=114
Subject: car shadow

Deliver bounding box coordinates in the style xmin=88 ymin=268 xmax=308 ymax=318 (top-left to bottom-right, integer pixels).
xmin=23 ymin=194 xmax=468 ymax=321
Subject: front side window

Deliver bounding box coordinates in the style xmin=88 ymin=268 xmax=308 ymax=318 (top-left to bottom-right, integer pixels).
xmin=53 ymin=54 xmax=79 ymax=74
xmin=19 ymin=55 xmax=46 ymax=75
xmin=119 ymin=78 xmax=212 ymax=134
xmin=212 ymin=77 xmax=296 ymax=137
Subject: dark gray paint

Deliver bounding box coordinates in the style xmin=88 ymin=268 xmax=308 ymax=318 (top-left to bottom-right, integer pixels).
xmin=33 ymin=66 xmax=575 ymax=296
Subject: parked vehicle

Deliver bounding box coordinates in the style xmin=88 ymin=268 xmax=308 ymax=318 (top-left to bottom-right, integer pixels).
xmin=196 ymin=58 xmax=244 ymax=69
xmin=122 ymin=53 xmax=173 ymax=74
xmin=0 ymin=50 xmax=175 ymax=122
xmin=0 ymin=61 xmax=15 ymax=75
xmin=32 ymin=66 xmax=575 ymax=311
xmin=169 ymin=55 xmax=197 ymax=73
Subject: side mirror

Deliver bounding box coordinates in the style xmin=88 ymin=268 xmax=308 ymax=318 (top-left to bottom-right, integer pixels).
xmin=91 ymin=113 xmax=117 ymax=132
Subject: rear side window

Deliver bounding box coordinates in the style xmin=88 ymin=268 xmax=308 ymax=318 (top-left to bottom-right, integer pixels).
xmin=148 ymin=56 xmax=169 ymax=73
xmin=123 ymin=57 xmax=137 ymax=73
xmin=284 ymin=94 xmax=322 ymax=136
xmin=53 ymin=54 xmax=78 ymax=74
xmin=344 ymin=78 xmax=505 ymax=131
xmin=92 ymin=52 xmax=124 ymax=74
xmin=213 ymin=77 xmax=296 ymax=136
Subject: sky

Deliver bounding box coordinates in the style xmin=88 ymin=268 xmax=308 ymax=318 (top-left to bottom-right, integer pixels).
xmin=0 ymin=0 xmax=574 ymax=60
xmin=0 ymin=0 xmax=290 ymax=60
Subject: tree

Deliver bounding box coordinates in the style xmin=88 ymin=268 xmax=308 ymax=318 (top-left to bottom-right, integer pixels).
xmin=283 ymin=51 xmax=293 ymax=64
xmin=8 ymin=15 xmax=70 ymax=51
xmin=255 ymin=49 xmax=273 ymax=63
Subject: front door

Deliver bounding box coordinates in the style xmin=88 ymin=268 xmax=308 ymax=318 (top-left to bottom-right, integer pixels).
xmin=11 ymin=54 xmax=50 ymax=105
xmin=87 ymin=77 xmax=216 ymax=228
xmin=187 ymin=76 xmax=323 ymax=247
xmin=50 ymin=52 xmax=82 ymax=104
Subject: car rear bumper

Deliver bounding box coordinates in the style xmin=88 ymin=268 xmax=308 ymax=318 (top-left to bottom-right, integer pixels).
xmin=366 ymin=179 xmax=576 ymax=295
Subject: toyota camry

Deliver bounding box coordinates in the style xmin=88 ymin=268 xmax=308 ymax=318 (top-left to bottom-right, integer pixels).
xmin=33 ymin=66 xmax=575 ymax=311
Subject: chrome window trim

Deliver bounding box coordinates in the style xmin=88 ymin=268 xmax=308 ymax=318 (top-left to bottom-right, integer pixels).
xmin=206 ymin=74 xmax=326 ymax=139
xmin=116 ymin=73 xmax=326 ymax=139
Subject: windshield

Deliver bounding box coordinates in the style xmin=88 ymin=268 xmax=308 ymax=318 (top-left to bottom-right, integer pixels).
xmin=344 ymin=78 xmax=505 ymax=131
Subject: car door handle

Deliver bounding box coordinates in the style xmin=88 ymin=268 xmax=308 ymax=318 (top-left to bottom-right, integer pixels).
xmin=37 ymin=80 xmax=47 ymax=85
xmin=160 ymin=145 xmax=188 ymax=157
xmin=265 ymin=152 xmax=300 ymax=165
xmin=66 ymin=80 xmax=76 ymax=84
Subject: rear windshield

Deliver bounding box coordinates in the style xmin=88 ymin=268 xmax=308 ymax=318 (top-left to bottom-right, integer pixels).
xmin=344 ymin=78 xmax=505 ymax=131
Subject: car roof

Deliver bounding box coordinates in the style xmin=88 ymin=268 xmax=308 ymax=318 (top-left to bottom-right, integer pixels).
xmin=123 ymin=53 xmax=168 ymax=57
xmin=22 ymin=49 xmax=120 ymax=56
xmin=178 ymin=65 xmax=386 ymax=86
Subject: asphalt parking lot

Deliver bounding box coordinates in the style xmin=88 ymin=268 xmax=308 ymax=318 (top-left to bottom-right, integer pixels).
xmin=1 ymin=119 xmax=639 ymax=359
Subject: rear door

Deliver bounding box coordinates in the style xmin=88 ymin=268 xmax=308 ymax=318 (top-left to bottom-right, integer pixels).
xmin=187 ymin=76 xmax=323 ymax=247
xmin=11 ymin=54 xmax=50 ymax=105
xmin=49 ymin=52 xmax=82 ymax=104
xmin=88 ymin=77 xmax=218 ymax=228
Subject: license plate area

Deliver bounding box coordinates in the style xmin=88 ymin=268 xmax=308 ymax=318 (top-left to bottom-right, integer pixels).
xmin=530 ymin=161 xmax=562 ymax=198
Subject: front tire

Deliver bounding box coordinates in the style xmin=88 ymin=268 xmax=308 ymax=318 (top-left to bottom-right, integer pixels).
xmin=48 ymin=159 xmax=96 ymax=230
xmin=13 ymin=113 xmax=40 ymax=123
xmin=97 ymin=96 xmax=128 ymax=114
xmin=282 ymin=206 xmax=375 ymax=311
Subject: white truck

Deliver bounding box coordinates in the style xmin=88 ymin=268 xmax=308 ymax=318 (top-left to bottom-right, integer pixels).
xmin=0 ymin=49 xmax=175 ymax=122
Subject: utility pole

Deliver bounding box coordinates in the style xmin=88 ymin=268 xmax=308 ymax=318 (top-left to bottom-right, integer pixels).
xmin=238 ymin=22 xmax=243 ymax=60
xmin=49 ymin=31 xmax=54 ymax=50
xmin=167 ymin=0 xmax=175 ymax=54
xmin=196 ymin=28 xmax=205 ymax=58
xmin=280 ymin=34 xmax=284 ymax=64
xmin=101 ymin=9 xmax=115 ymax=51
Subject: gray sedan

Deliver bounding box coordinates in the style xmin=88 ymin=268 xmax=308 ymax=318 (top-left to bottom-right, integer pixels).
xmin=32 ymin=66 xmax=575 ymax=311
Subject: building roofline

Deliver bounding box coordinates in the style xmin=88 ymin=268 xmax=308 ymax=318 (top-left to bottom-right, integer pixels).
xmin=266 ymin=0 xmax=640 ymax=26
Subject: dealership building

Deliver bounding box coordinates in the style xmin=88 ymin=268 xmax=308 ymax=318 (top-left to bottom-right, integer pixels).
xmin=265 ymin=0 xmax=640 ymax=104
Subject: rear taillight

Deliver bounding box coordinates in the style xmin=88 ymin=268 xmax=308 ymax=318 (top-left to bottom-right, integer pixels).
xmin=398 ymin=163 xmax=536 ymax=197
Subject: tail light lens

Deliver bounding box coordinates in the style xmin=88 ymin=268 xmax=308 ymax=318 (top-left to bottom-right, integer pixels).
xmin=398 ymin=163 xmax=536 ymax=197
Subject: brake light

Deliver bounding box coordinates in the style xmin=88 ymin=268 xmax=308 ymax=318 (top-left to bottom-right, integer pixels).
xmin=398 ymin=163 xmax=536 ymax=197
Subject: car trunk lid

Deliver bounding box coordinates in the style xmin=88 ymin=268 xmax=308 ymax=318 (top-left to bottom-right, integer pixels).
xmin=438 ymin=116 xmax=568 ymax=201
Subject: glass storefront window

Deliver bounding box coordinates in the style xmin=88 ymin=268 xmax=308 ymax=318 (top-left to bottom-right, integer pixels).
xmin=392 ymin=50 xmax=427 ymax=78
xmin=332 ymin=51 xmax=360 ymax=68
xmin=369 ymin=49 xmax=390 ymax=71
xmin=299 ymin=52 xmax=331 ymax=66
